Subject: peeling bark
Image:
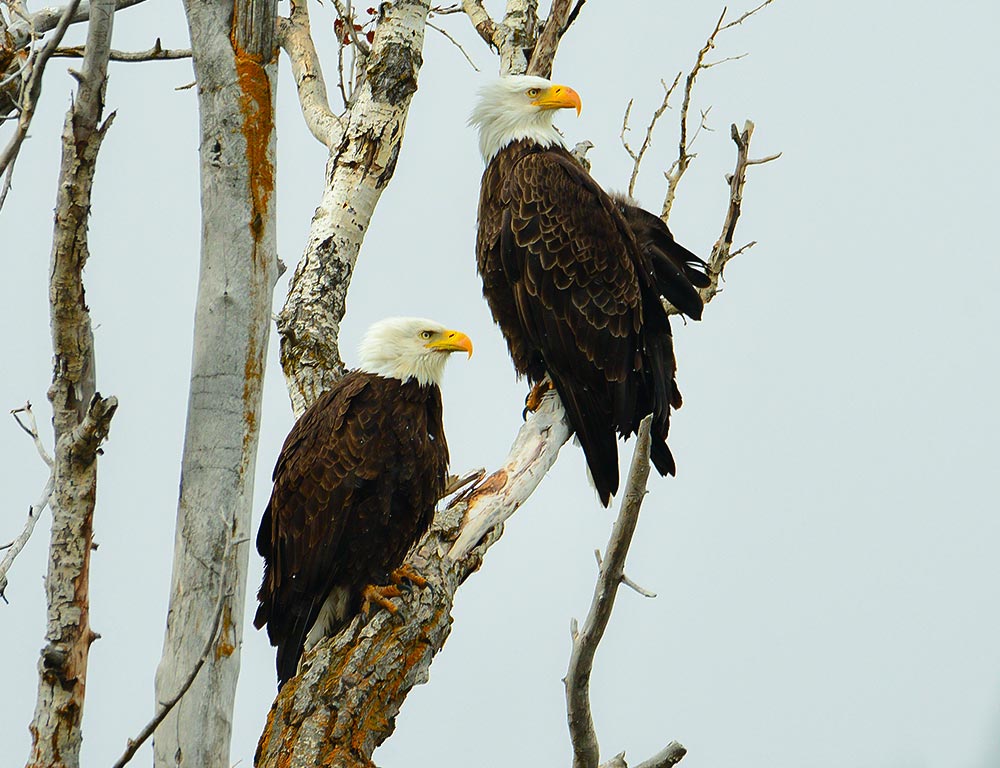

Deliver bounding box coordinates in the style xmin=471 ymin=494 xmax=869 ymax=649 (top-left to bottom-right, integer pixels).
xmin=151 ymin=0 xmax=279 ymax=765
xmin=26 ymin=0 xmax=117 ymax=764
xmin=276 ymin=0 xmax=431 ymax=417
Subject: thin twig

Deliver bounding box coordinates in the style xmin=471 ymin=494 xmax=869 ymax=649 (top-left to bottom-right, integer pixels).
xmin=565 ymin=416 xmax=654 ymax=768
xmin=620 ymin=73 xmax=681 ymax=197
xmin=0 ymin=403 xmax=56 ymax=602
xmin=428 ymin=19 xmax=479 ymax=70
xmin=660 ymin=1 xmax=774 ymax=221
xmin=11 ymin=402 xmax=54 ymax=466
xmin=0 ymin=476 xmax=54 ymax=603
xmin=0 ymin=0 xmax=82 ymax=210
xmin=695 ymin=120 xmax=778 ymax=306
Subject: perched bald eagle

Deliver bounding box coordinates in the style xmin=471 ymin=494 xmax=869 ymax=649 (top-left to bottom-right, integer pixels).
xmin=470 ymin=75 xmax=709 ymax=506
xmin=254 ymin=317 xmax=473 ymax=687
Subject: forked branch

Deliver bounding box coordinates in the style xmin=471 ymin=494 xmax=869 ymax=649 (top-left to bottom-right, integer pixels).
xmin=0 ymin=403 xmax=54 ymax=603
xmin=565 ymin=417 xmax=684 ymax=768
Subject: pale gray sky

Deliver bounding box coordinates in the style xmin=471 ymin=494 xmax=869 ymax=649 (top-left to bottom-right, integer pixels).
xmin=3 ymin=1 xmax=999 ymax=766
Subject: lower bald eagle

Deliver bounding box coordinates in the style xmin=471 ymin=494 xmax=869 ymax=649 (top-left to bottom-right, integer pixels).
xmin=254 ymin=317 xmax=473 ymax=687
xmin=470 ymin=75 xmax=708 ymax=506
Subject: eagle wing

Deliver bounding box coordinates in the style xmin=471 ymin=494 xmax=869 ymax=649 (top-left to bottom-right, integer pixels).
xmin=498 ymin=149 xmax=669 ymax=501
xmin=254 ymin=371 xmax=392 ymax=678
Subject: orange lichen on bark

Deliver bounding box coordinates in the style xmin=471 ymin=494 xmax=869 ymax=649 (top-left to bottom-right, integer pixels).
xmin=215 ymin=603 xmax=236 ymax=659
xmin=233 ymin=50 xmax=274 ymax=244
xmin=465 ymin=469 xmax=508 ymax=505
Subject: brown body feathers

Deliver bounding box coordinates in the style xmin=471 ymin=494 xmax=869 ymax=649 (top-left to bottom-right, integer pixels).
xmin=476 ymin=139 xmax=707 ymax=505
xmin=254 ymin=371 xmax=448 ymax=686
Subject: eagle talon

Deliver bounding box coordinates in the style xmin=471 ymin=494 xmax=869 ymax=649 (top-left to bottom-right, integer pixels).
xmin=361 ymin=583 xmax=404 ymax=617
xmin=523 ymin=379 xmax=555 ymax=417
xmin=390 ymin=563 xmax=429 ymax=590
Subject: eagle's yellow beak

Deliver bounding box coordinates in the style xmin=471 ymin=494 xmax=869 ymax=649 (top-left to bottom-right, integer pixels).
xmin=428 ymin=330 xmax=473 ymax=358
xmin=533 ymin=84 xmax=582 ymax=116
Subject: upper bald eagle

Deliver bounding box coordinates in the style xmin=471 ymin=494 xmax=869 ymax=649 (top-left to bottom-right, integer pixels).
xmin=254 ymin=317 xmax=472 ymax=687
xmin=470 ymin=75 xmax=709 ymax=506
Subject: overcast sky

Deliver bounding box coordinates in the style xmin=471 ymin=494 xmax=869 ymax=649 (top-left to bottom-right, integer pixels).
xmin=3 ymin=1 xmax=1000 ymax=766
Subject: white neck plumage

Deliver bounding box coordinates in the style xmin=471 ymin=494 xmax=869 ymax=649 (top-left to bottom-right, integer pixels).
xmin=470 ymin=109 xmax=564 ymax=164
xmin=358 ymin=355 xmax=446 ymax=389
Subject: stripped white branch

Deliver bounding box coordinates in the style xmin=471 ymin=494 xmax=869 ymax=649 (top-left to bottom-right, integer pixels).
xmin=0 ymin=474 xmax=53 ymax=603
xmin=0 ymin=0 xmax=81 ymax=210
xmin=278 ymin=0 xmax=343 ymax=148
xmin=461 ymin=0 xmax=500 ymax=48
xmin=5 ymin=0 xmax=145 ymax=50
xmin=11 ymin=402 xmax=53 ymax=467
xmin=634 ymin=742 xmax=688 ymax=768
xmin=447 ymin=392 xmax=571 ymax=562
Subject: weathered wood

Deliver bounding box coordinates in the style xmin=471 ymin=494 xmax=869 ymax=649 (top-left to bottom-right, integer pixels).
xmin=151 ymin=0 xmax=279 ymax=765
xmin=26 ymin=1 xmax=117 ymax=763
xmin=277 ymin=0 xmax=433 ymax=416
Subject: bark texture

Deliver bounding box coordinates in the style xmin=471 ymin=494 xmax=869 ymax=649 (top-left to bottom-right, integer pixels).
xmin=151 ymin=0 xmax=279 ymax=765
xmin=26 ymin=0 xmax=118 ymax=764
xmin=276 ymin=0 xmax=432 ymax=417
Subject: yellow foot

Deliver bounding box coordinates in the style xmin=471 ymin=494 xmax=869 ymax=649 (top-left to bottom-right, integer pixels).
xmin=523 ymin=379 xmax=555 ymax=417
xmin=390 ymin=563 xmax=429 ymax=589
xmin=361 ymin=583 xmax=404 ymax=616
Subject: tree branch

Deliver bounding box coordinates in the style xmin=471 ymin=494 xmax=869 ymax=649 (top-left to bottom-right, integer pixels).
xmin=52 ymin=39 xmax=191 ymax=61
xmin=660 ymin=1 xmax=774 ymax=222
xmin=277 ymin=0 xmax=343 ymax=147
xmin=0 ymin=0 xmax=81 ymax=210
xmin=0 ymin=404 xmax=54 ymax=602
xmin=460 ymin=0 xmax=499 ymax=48
xmin=526 ymin=0 xmax=583 ymax=78
xmin=25 ymin=0 xmax=116 ymax=759
xmin=620 ymin=73 xmax=681 ymax=198
xmin=277 ymin=0 xmax=433 ymax=416
xmin=696 ymin=119 xmax=779 ymax=306
xmin=5 ymin=0 xmax=145 ymax=50
xmin=565 ymin=417 xmax=666 ymax=768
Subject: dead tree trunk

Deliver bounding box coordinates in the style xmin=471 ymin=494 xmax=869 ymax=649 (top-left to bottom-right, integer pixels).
xmin=26 ymin=0 xmax=118 ymax=764
xmin=151 ymin=0 xmax=279 ymax=765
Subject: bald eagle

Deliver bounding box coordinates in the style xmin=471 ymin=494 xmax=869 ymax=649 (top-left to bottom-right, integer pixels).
xmin=470 ymin=75 xmax=708 ymax=506
xmin=254 ymin=317 xmax=473 ymax=687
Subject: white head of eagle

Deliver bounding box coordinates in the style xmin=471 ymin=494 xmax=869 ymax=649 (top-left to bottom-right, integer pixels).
xmin=469 ymin=75 xmax=582 ymax=164
xmin=358 ymin=317 xmax=473 ymax=388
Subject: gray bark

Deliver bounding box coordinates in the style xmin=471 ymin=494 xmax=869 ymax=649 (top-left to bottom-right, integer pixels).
xmin=151 ymin=0 xmax=279 ymax=765
xmin=26 ymin=0 xmax=118 ymax=764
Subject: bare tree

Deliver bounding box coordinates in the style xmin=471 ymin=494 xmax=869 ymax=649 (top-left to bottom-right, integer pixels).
xmin=16 ymin=0 xmax=118 ymax=765
xmin=150 ymin=0 xmax=280 ymax=765
xmin=257 ymin=1 xmax=776 ymax=766
xmin=2 ymin=1 xmax=775 ymax=766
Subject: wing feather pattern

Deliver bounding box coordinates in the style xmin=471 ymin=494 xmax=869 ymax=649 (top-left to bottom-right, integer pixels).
xmin=254 ymin=371 xmax=447 ymax=685
xmin=477 ymin=141 xmax=705 ymax=504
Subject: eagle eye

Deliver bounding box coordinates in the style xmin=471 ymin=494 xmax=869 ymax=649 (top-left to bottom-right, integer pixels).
xmin=420 ymin=330 xmax=434 ymax=340
xmin=526 ymin=88 xmax=541 ymax=98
